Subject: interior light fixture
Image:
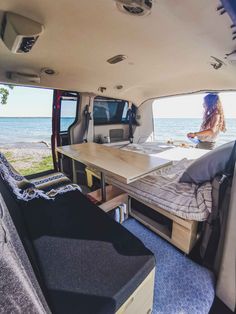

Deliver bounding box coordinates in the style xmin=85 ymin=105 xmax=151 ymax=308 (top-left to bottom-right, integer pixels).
xmin=107 ymin=55 xmax=127 ymax=64
xmin=115 ymin=0 xmax=153 ymax=16
xmin=41 ymin=68 xmax=57 ymax=75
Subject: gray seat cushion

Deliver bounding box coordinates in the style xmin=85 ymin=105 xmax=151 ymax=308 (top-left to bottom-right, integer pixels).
xmin=20 ymin=191 xmax=156 ymax=314
xmin=179 ymin=141 xmax=235 ymax=184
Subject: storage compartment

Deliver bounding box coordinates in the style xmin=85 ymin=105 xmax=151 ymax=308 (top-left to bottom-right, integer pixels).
xmin=131 ymin=199 xmax=172 ymax=236
xmin=87 ymin=185 xmax=128 ymax=213
xmin=130 ymin=197 xmax=199 ymax=254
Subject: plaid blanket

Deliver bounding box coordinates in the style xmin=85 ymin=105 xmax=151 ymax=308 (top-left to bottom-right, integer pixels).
xmin=108 ymin=159 xmax=212 ymax=221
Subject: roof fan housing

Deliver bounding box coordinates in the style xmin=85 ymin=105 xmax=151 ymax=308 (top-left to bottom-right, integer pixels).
xmin=0 ymin=12 xmax=44 ymax=53
xmin=115 ymin=0 xmax=153 ymax=16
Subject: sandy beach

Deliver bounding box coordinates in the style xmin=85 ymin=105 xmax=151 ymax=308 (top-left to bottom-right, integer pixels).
xmin=0 ymin=142 xmax=53 ymax=176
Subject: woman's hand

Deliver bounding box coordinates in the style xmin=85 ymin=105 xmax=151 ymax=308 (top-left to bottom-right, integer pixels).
xmin=187 ymin=132 xmax=196 ymax=138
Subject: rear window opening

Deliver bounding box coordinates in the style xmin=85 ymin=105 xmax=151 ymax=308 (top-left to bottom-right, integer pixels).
xmin=153 ymin=91 xmax=236 ymax=148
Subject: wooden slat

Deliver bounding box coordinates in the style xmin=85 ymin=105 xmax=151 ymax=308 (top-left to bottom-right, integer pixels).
xmin=99 ymin=193 xmax=128 ymax=212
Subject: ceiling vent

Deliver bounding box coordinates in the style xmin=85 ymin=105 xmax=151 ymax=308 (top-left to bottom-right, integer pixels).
xmin=6 ymin=71 xmax=41 ymax=84
xmin=115 ymin=0 xmax=153 ymax=16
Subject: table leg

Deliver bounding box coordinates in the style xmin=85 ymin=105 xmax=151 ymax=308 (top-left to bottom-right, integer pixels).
xmin=101 ymin=172 xmax=106 ymax=202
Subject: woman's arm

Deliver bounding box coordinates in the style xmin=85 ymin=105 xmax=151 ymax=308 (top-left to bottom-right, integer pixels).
xmin=193 ymin=129 xmax=214 ymax=137
xmin=187 ymin=130 xmax=213 ymax=138
xmin=187 ymin=114 xmax=220 ymax=138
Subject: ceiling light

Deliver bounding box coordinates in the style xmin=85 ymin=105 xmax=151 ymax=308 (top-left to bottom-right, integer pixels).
xmin=115 ymin=85 xmax=123 ymax=90
xmin=115 ymin=0 xmax=153 ymax=16
xmin=107 ymin=55 xmax=127 ymax=64
xmin=41 ymin=68 xmax=57 ymax=75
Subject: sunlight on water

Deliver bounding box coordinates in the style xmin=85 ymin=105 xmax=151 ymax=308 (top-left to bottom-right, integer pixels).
xmin=0 ymin=117 xmax=235 ymax=146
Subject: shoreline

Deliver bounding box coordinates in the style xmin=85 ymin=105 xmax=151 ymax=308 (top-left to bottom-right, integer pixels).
xmin=0 ymin=142 xmax=53 ymax=176
xmin=0 ymin=141 xmax=51 ymax=149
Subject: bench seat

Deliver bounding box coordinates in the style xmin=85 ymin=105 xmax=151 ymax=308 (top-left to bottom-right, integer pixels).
xmin=0 ymin=173 xmax=155 ymax=313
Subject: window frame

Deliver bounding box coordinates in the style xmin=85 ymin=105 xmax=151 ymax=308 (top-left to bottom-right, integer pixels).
xmin=57 ymin=91 xmax=80 ymax=134
xmin=59 ymin=96 xmax=79 ymax=133
xmin=93 ymin=96 xmax=137 ymax=126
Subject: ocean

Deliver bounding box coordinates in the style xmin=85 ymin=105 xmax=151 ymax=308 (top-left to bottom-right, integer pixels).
xmin=154 ymin=118 xmax=236 ymax=146
xmin=0 ymin=117 xmax=235 ymax=146
xmin=0 ymin=117 xmax=74 ymax=144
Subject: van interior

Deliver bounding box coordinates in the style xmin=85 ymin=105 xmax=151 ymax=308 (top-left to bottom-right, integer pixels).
xmin=0 ymin=1 xmax=236 ymax=313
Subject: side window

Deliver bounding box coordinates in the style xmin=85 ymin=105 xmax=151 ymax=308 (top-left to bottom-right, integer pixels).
xmin=93 ymin=97 xmax=130 ymax=125
xmin=60 ymin=98 xmax=78 ymax=132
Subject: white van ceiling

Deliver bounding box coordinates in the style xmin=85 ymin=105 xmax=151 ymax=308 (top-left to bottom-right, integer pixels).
xmin=0 ymin=0 xmax=235 ymax=105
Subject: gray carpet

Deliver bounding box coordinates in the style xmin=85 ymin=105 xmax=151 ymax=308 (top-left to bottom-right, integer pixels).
xmin=123 ymin=219 xmax=215 ymax=314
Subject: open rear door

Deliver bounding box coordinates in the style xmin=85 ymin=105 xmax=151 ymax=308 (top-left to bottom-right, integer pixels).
xmin=51 ymin=89 xmax=80 ymax=178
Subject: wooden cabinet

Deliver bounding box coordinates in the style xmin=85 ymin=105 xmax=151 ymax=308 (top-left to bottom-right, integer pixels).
xmin=130 ymin=198 xmax=199 ymax=254
xmin=86 ymin=168 xmax=199 ymax=254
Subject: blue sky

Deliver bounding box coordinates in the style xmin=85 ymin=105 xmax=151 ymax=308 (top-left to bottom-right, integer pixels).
xmin=1 ymin=85 xmax=236 ymax=118
xmin=0 ymin=85 xmax=53 ymax=117
xmin=153 ymin=92 xmax=236 ymax=119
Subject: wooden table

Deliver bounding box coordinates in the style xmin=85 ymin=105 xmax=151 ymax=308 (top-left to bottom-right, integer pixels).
xmin=57 ymin=143 xmax=171 ymax=201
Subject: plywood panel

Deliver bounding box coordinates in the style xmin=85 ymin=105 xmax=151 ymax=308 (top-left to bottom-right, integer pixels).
xmin=57 ymin=143 xmax=171 ymax=184
xmin=172 ymin=221 xmax=198 ymax=254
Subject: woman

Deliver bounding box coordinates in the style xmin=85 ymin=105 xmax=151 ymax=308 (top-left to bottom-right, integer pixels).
xmin=187 ymin=93 xmax=226 ymax=150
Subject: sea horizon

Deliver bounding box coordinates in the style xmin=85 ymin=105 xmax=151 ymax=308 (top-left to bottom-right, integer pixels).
xmin=0 ymin=117 xmax=235 ymax=146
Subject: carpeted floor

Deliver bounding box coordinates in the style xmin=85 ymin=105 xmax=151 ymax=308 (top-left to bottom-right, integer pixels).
xmin=123 ymin=219 xmax=215 ymax=314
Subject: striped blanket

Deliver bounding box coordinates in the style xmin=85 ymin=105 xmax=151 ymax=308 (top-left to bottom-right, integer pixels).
xmin=29 ymin=172 xmax=81 ymax=199
xmin=0 ymin=152 xmax=81 ymax=201
xmin=108 ymin=159 xmax=212 ymax=221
